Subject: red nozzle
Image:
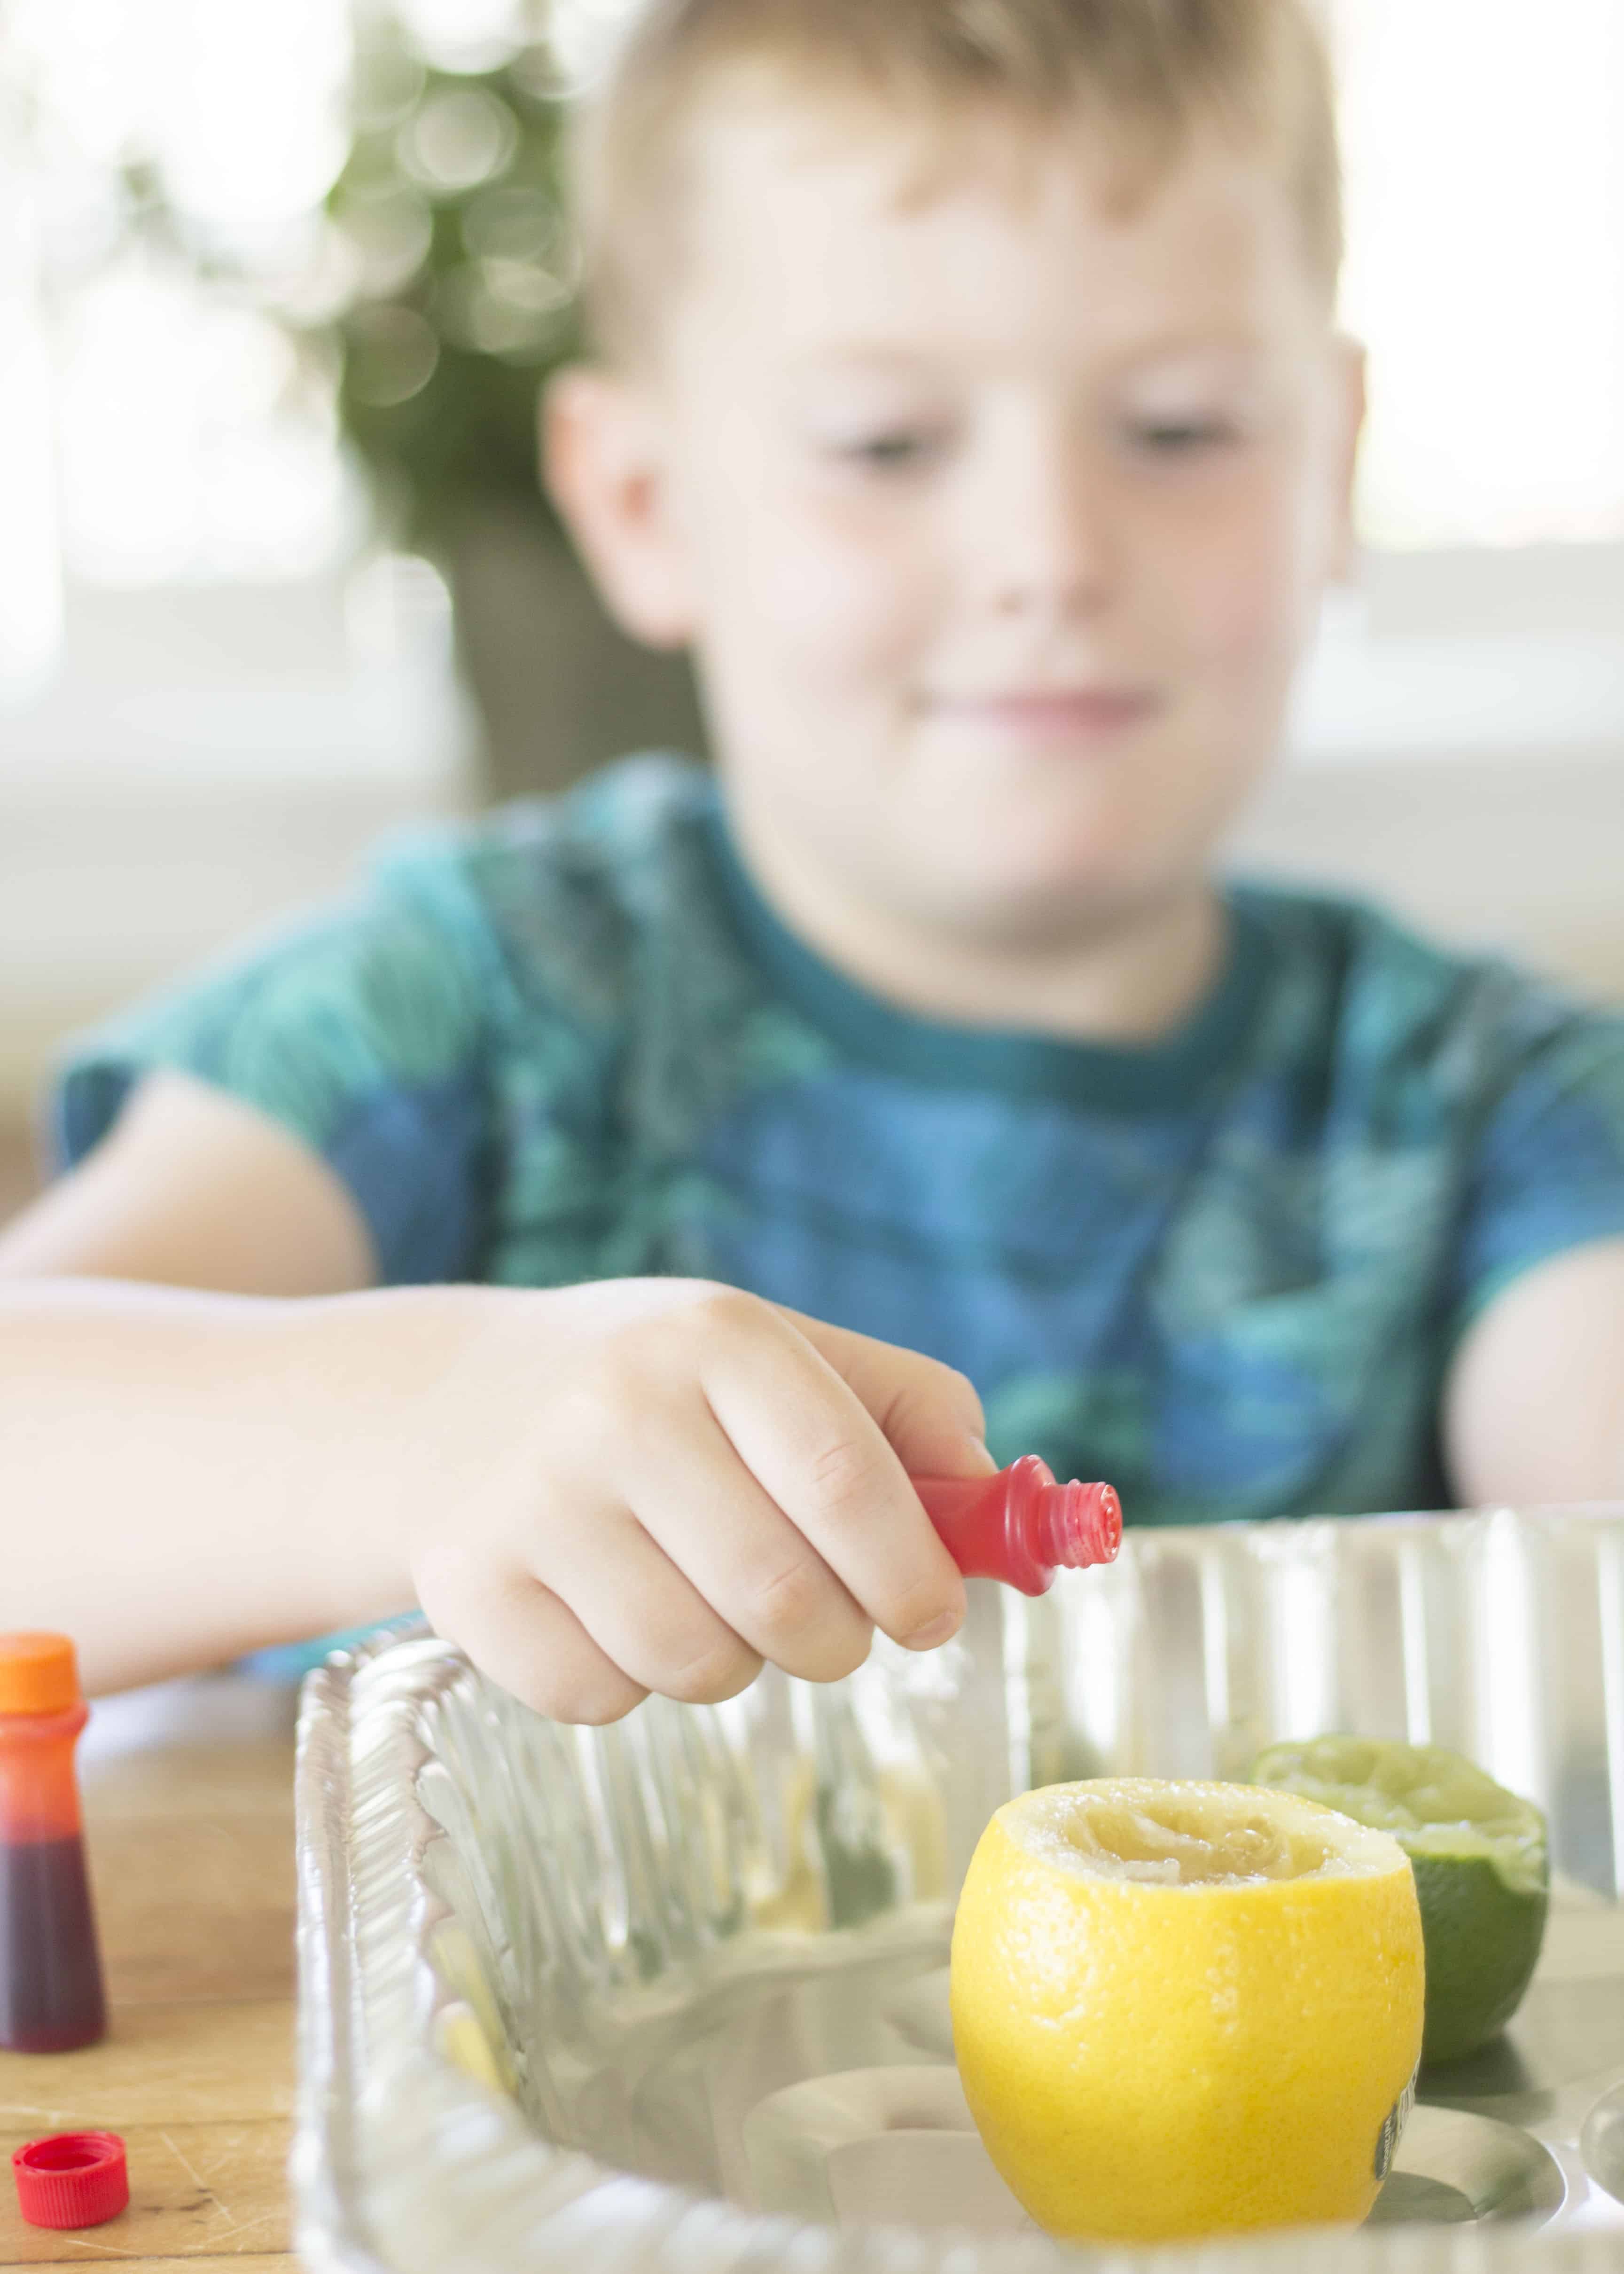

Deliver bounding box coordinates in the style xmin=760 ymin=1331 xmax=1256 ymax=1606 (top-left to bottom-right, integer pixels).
xmin=910 ymin=1458 xmax=1123 ymax=1597
xmin=1037 ymin=1477 xmax=1122 ymax=1573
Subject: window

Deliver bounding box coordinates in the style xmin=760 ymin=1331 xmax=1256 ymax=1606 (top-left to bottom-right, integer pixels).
xmin=1328 ymin=0 xmax=1624 ymax=551
xmin=3 ymin=0 xmax=1622 ymax=708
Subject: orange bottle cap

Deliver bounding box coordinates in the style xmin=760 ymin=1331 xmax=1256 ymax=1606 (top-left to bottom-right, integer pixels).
xmin=0 ymin=1634 xmax=82 ymax=1717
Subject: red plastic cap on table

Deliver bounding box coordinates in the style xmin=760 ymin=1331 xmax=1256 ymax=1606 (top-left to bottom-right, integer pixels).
xmin=11 ymin=2133 xmax=129 ymax=2228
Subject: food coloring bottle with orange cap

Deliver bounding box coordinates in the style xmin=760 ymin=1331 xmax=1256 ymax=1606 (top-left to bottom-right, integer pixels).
xmin=911 ymin=1456 xmax=1122 ymax=1596
xmin=0 ymin=1634 xmax=107 ymax=2053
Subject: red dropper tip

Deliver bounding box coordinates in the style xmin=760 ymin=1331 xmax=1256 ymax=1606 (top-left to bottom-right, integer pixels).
xmin=910 ymin=1459 xmax=1123 ymax=1595
xmin=1037 ymin=1479 xmax=1122 ymax=1571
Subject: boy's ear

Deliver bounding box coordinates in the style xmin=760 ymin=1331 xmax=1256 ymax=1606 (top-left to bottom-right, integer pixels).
xmin=1325 ymin=334 xmax=1368 ymax=585
xmin=542 ymin=366 xmax=697 ymax=650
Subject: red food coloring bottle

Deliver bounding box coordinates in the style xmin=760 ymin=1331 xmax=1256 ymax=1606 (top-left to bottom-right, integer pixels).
xmin=912 ymin=1455 xmax=1123 ymax=1597
xmin=0 ymin=1633 xmax=107 ymax=2054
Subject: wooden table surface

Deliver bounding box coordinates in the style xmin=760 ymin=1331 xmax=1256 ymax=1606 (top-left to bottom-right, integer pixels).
xmin=0 ymin=1684 xmax=301 ymax=2274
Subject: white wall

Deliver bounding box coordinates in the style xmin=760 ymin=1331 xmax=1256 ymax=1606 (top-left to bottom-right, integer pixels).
xmin=0 ymin=566 xmax=476 ymax=1125
xmin=1235 ymin=548 xmax=1624 ymax=1001
xmin=1230 ymin=754 xmax=1624 ymax=1002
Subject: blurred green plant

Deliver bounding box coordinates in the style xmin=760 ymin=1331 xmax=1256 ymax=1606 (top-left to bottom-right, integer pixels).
xmin=54 ymin=0 xmax=700 ymax=792
xmin=326 ymin=6 xmax=582 ymax=552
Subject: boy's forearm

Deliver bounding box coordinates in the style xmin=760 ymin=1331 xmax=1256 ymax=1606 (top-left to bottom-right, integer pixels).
xmin=0 ymin=1279 xmax=436 ymax=1693
xmin=1444 ymin=1240 xmax=1624 ymax=1510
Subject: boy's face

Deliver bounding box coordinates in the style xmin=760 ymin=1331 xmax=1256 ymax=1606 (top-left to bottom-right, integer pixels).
xmin=551 ymin=99 xmax=1364 ymax=948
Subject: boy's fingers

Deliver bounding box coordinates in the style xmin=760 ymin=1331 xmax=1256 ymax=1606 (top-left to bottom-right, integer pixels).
xmin=699 ymin=1301 xmax=968 ymax=1649
xmin=617 ymin=1392 xmax=874 ymax=1683
xmin=779 ymin=1307 xmax=994 ymax=1482
xmin=535 ymin=1491 xmax=769 ymax=1702
xmin=415 ymin=1554 xmax=647 ymax=1725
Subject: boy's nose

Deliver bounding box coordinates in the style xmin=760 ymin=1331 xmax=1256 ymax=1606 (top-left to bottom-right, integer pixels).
xmin=974 ymin=442 xmax=1117 ymax=624
xmin=989 ymin=540 xmax=1112 ymax=621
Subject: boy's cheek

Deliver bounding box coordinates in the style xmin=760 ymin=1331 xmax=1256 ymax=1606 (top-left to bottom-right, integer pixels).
xmin=1155 ymin=501 xmax=1321 ymax=685
xmin=712 ymin=514 xmax=932 ymax=693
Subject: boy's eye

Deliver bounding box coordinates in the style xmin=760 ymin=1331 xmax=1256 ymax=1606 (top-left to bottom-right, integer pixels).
xmin=829 ymin=428 xmax=949 ymax=473
xmin=1129 ymin=417 xmax=1238 ymax=455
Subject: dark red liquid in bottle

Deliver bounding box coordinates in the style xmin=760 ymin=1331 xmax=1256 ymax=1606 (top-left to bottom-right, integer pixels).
xmin=0 ymin=1634 xmax=107 ymax=2055
xmin=0 ymin=1837 xmax=106 ymax=2053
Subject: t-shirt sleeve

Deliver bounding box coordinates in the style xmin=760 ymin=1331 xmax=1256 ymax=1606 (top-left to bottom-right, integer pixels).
xmin=1449 ymin=989 xmax=1624 ymax=1336
xmin=51 ymin=841 xmax=500 ymax=1286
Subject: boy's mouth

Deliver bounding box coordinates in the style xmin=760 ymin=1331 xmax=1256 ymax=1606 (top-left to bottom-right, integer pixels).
xmin=925 ymin=688 xmax=1163 ymax=745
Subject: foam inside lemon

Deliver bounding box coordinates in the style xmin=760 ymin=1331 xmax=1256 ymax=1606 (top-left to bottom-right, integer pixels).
xmin=950 ymin=1778 xmax=1425 ymax=2243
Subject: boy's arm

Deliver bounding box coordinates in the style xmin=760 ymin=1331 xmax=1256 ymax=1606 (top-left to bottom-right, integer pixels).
xmin=0 ymin=1070 xmax=378 ymax=1294
xmin=0 ymin=1074 xmax=982 ymax=1709
xmin=0 ymin=1277 xmax=432 ymax=1689
xmin=0 ymin=1071 xmax=403 ymax=1685
xmin=1443 ymin=1237 xmax=1624 ymax=1506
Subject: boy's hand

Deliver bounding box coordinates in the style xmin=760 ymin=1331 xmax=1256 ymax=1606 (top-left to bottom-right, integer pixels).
xmin=402 ymin=1280 xmax=993 ymax=1724
xmin=0 ymin=1081 xmax=987 ymax=1712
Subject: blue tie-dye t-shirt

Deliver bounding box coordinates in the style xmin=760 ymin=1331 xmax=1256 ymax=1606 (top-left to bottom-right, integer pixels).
xmin=54 ymin=755 xmax=1624 ymax=1526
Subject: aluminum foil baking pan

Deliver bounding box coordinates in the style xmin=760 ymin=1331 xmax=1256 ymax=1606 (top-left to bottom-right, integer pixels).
xmin=293 ymin=1504 xmax=1624 ymax=2274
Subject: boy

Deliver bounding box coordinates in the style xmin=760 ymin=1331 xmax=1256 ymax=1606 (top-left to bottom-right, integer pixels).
xmin=4 ymin=0 xmax=1624 ymax=1717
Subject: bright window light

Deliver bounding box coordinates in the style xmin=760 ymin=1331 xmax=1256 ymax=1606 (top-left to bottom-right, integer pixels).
xmin=5 ymin=0 xmax=1623 ymax=601
xmin=1329 ymin=0 xmax=1624 ymax=549
xmin=8 ymin=0 xmax=358 ymax=588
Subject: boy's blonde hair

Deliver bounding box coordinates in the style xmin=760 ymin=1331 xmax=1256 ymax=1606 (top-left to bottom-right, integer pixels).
xmin=571 ymin=0 xmax=1343 ymax=364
